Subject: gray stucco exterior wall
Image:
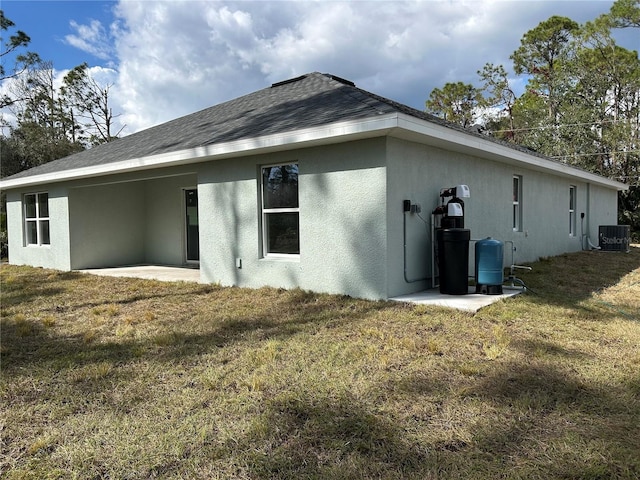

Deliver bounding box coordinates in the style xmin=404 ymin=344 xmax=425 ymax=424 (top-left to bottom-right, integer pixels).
xmin=69 ymin=182 xmax=146 ymax=269
xmin=4 ymin=134 xmax=620 ymax=302
xmin=143 ymin=174 xmax=197 ymax=265
xmin=7 ymin=168 xmax=198 ymax=271
xmin=385 ymin=137 xmax=619 ymax=298
xmin=6 ymin=186 xmax=72 ymax=271
xmin=66 ymin=172 xmax=198 ymax=269
xmin=2 ymin=72 xmax=626 ymax=303
xmin=198 ymin=139 xmax=388 ymax=300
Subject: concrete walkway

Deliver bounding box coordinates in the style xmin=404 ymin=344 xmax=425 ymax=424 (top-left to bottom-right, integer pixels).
xmin=77 ymin=265 xmax=201 ymax=283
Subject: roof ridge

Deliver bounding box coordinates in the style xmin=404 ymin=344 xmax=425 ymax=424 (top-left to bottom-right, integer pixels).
xmin=271 ymin=74 xmax=308 ymax=88
xmin=311 ymin=72 xmax=398 ymax=116
xmin=321 ymin=73 xmax=356 ymax=87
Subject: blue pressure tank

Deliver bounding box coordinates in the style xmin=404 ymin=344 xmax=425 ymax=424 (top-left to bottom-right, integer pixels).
xmin=475 ymin=238 xmax=504 ymax=294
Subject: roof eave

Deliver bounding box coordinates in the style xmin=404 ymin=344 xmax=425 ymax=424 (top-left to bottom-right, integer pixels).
xmin=0 ymin=114 xmax=399 ymax=190
xmin=392 ymin=113 xmax=628 ymax=191
xmin=0 ymin=112 xmax=628 ymax=192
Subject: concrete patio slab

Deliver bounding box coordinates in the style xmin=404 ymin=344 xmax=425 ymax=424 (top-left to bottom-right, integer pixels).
xmin=77 ymin=266 xmax=521 ymax=312
xmin=77 ymin=265 xmax=200 ymax=283
xmin=390 ymin=286 xmax=523 ymax=312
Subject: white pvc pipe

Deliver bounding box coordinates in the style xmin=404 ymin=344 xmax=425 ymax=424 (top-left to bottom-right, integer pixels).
xmin=587 ymin=237 xmax=601 ymax=250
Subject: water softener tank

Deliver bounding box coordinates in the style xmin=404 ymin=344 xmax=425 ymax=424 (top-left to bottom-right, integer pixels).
xmin=475 ymin=238 xmax=504 ymax=294
xmin=437 ymin=228 xmax=471 ymax=295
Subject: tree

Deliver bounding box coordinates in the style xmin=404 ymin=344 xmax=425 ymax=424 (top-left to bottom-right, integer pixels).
xmin=5 ymin=59 xmax=124 ymax=171
xmin=0 ymin=12 xmax=126 ymax=257
xmin=0 ymin=10 xmax=40 ymax=107
xmin=607 ymin=0 xmax=640 ymax=28
xmin=1 ymin=11 xmax=42 ymax=258
xmin=477 ymin=63 xmax=518 ymax=140
xmin=572 ymin=20 xmax=640 ymax=179
xmin=425 ymin=81 xmax=483 ymax=128
xmin=592 ymin=1 xmax=640 ymax=228
xmin=7 ymin=60 xmax=84 ymax=167
xmin=0 ymin=135 xmax=25 ymax=177
xmin=510 ymin=16 xmax=579 ymax=124
xmin=424 ymin=7 xmax=640 ymax=233
xmin=61 ymin=63 xmax=123 ymax=145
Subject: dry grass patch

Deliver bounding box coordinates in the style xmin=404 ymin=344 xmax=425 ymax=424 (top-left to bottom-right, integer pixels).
xmin=1 ymin=248 xmax=639 ymax=479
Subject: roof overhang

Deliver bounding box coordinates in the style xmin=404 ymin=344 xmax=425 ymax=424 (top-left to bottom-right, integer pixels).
xmin=0 ymin=115 xmax=397 ymax=190
xmin=0 ymin=112 xmax=628 ymax=191
xmin=391 ymin=113 xmax=628 ymax=191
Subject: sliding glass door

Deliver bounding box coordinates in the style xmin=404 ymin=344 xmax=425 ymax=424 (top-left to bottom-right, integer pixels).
xmin=185 ymin=189 xmax=199 ymax=263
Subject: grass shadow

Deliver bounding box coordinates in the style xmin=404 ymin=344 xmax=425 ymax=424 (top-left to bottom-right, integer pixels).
xmin=511 ymin=338 xmax=592 ymax=359
xmin=231 ymin=392 xmax=430 ymax=479
xmin=472 ymin=360 xmax=639 ymax=476
xmin=1 ymin=267 xmax=391 ymax=375
xmin=507 ymin=245 xmax=640 ymax=318
xmin=2 ymin=261 xmax=639 ymax=478
xmin=0 ymin=267 xmax=72 ymax=308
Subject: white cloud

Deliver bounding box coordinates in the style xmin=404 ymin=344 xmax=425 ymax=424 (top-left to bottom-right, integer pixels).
xmin=65 ymin=19 xmax=115 ymax=63
xmin=86 ymin=65 xmax=118 ymax=87
xmin=62 ymin=0 xmax=627 ymax=135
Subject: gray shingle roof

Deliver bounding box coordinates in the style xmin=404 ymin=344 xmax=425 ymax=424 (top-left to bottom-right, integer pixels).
xmin=0 ymin=71 xmax=587 ymax=182
xmin=6 ymin=72 xmax=409 ymax=180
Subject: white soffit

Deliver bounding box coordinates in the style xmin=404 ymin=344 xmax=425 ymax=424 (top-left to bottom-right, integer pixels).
xmin=0 ymin=112 xmax=627 ymax=191
xmin=0 ymin=115 xmax=398 ymax=189
xmin=394 ymin=113 xmax=628 ymax=191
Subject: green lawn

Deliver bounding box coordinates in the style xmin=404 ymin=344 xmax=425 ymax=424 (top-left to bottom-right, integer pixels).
xmin=1 ymin=247 xmax=639 ymax=479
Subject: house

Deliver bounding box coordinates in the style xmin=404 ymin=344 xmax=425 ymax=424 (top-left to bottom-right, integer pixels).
xmin=0 ymin=72 xmax=627 ymax=300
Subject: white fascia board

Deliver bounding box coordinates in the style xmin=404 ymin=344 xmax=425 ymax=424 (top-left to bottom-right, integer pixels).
xmin=0 ymin=114 xmax=398 ymax=190
xmin=394 ymin=113 xmax=628 ymax=191
xmin=1 ymin=111 xmax=627 ymax=192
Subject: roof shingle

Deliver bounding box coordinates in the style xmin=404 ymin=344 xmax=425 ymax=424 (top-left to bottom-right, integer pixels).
xmin=1 ymin=71 xmax=592 ymax=181
xmin=7 ymin=72 xmax=402 ymax=179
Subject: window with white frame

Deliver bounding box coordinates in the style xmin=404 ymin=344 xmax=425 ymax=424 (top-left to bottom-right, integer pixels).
xmin=24 ymin=192 xmax=50 ymax=246
xmin=569 ymin=185 xmax=577 ymax=236
xmin=261 ymin=163 xmax=299 ymax=256
xmin=512 ymin=175 xmax=522 ymax=232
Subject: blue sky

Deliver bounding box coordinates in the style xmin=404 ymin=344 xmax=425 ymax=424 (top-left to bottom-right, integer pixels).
xmin=2 ymin=1 xmax=638 ymax=135
xmin=4 ymin=1 xmax=117 ymax=69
